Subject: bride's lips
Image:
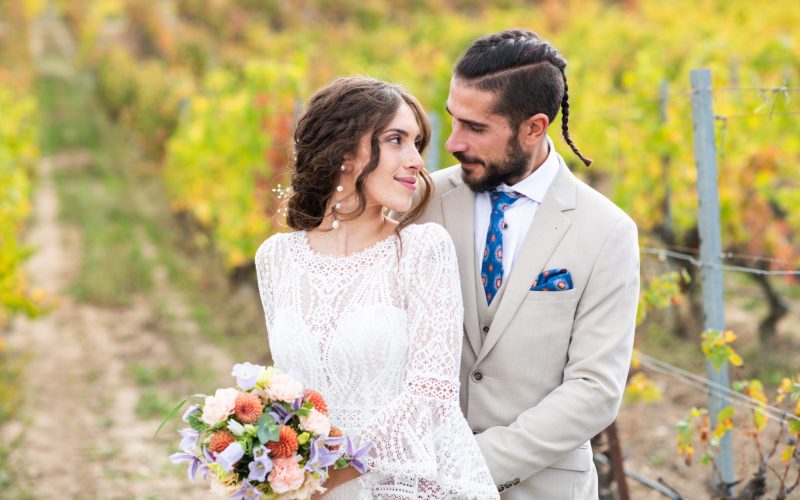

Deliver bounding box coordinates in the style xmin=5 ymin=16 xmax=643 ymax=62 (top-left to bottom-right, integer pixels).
xmin=395 ymin=176 xmax=417 ymax=191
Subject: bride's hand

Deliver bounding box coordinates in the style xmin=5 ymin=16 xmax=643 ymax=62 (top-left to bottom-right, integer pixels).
xmin=312 ymin=466 xmax=361 ymax=499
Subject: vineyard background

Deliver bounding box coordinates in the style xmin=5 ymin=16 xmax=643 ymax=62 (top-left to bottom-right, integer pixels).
xmin=1 ymin=0 xmax=799 ymax=498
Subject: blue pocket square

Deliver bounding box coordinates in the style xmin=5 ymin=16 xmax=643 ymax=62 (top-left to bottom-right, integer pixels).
xmin=530 ymin=268 xmax=573 ymax=291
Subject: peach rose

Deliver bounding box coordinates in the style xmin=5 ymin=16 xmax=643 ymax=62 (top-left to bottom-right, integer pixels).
xmin=265 ymin=373 xmax=303 ymax=403
xmin=201 ymin=388 xmax=239 ymax=425
xmin=268 ymin=457 xmax=305 ymax=493
xmin=299 ymin=408 xmax=331 ymax=437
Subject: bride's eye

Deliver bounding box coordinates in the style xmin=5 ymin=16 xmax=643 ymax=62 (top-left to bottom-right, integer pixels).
xmin=386 ymin=135 xmax=401 ymax=145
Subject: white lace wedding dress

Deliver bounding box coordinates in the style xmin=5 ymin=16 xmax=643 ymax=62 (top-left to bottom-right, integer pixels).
xmin=255 ymin=223 xmax=499 ymax=499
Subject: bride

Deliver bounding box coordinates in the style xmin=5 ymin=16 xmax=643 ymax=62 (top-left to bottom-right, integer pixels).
xmin=255 ymin=77 xmax=498 ymax=499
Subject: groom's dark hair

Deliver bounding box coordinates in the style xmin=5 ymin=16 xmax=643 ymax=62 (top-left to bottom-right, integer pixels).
xmin=454 ymin=29 xmax=592 ymax=166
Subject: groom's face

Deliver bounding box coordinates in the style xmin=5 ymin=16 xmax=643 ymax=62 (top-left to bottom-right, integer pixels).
xmin=445 ymin=78 xmax=532 ymax=192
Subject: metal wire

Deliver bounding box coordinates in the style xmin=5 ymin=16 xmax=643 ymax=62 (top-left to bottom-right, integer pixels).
xmin=641 ymin=247 xmax=800 ymax=276
xmin=637 ymin=352 xmax=800 ymax=426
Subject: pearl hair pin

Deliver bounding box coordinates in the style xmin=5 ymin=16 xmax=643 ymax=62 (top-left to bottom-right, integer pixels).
xmin=336 ymin=185 xmax=344 ymax=192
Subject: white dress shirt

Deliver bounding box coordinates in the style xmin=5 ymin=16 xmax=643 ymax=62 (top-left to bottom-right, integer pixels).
xmin=474 ymin=136 xmax=560 ymax=277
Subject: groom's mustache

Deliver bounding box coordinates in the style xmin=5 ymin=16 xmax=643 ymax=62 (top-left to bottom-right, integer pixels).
xmin=453 ymin=152 xmax=484 ymax=166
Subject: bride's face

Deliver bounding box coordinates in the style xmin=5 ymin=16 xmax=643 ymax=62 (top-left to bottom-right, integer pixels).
xmin=352 ymin=103 xmax=425 ymax=214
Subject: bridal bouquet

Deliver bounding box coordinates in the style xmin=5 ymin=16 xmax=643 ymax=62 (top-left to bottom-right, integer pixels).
xmin=165 ymin=362 xmax=371 ymax=499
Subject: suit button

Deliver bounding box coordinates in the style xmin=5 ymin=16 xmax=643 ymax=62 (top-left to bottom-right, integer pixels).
xmin=482 ymin=325 xmax=489 ymax=333
xmin=471 ymin=370 xmax=483 ymax=382
xmin=497 ymin=485 xmax=505 ymax=492
xmin=513 ymin=478 xmax=520 ymax=485
xmin=505 ymin=482 xmax=512 ymax=489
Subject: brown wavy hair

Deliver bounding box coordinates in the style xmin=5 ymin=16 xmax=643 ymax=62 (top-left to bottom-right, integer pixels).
xmin=286 ymin=76 xmax=433 ymax=232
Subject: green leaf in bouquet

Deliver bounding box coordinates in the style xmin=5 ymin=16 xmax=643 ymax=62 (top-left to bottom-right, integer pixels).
xmin=296 ymin=407 xmax=310 ymax=417
xmin=257 ymin=414 xmax=280 ymax=444
xmin=188 ymin=413 xmax=204 ymax=431
xmin=334 ymin=458 xmax=349 ymax=469
xmin=153 ymin=397 xmax=189 ymax=439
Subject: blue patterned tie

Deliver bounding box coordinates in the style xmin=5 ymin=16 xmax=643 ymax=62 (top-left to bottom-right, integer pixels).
xmin=481 ymin=191 xmax=525 ymax=305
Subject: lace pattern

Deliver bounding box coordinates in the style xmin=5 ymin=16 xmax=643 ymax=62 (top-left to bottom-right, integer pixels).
xmin=255 ymin=223 xmax=498 ymax=499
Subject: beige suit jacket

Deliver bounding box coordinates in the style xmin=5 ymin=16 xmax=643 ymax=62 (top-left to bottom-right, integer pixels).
xmin=418 ymin=160 xmax=640 ymax=499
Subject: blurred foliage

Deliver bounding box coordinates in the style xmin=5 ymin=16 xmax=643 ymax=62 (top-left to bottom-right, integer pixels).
xmin=0 ymin=83 xmax=46 ymax=324
xmin=41 ymin=0 xmax=800 ymax=276
xmin=163 ymin=62 xmax=303 ymax=268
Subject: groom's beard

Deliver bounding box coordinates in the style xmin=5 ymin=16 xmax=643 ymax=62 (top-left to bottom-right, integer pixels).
xmin=456 ymin=137 xmax=532 ymax=193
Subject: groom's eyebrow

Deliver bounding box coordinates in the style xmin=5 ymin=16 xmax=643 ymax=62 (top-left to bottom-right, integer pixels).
xmin=445 ymin=104 xmax=488 ymax=129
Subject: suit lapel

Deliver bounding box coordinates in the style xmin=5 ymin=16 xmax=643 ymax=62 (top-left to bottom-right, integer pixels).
xmin=441 ymin=172 xmax=481 ymax=357
xmin=476 ymin=162 xmax=577 ymax=364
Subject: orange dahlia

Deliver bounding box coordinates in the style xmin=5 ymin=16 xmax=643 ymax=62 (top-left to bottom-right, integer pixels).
xmin=267 ymin=425 xmax=299 ymax=458
xmin=234 ymin=392 xmax=263 ymax=424
xmin=209 ymin=429 xmax=235 ymax=454
xmin=304 ymin=389 xmax=328 ymax=415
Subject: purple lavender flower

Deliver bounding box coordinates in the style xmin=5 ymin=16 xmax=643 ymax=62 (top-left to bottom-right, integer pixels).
xmin=269 ymin=403 xmax=293 ymax=425
xmin=216 ymin=441 xmax=245 ymax=472
xmin=203 ymin=445 xmax=215 ymax=463
xmin=304 ymin=437 xmax=341 ymax=479
xmin=344 ymin=437 xmax=372 ymax=474
xmin=182 ymin=404 xmax=201 ymax=422
xmin=231 ymin=481 xmax=262 ymax=500
xmin=252 ymin=445 xmax=269 ymax=460
xmin=178 ymin=428 xmax=200 ymax=453
xmin=232 ymin=362 xmax=264 ymax=391
xmin=170 ymin=452 xmax=210 ymax=482
xmin=247 ymin=454 xmax=273 ymax=482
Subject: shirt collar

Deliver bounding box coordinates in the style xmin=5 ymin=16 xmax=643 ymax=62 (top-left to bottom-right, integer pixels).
xmin=497 ymin=135 xmax=559 ymax=204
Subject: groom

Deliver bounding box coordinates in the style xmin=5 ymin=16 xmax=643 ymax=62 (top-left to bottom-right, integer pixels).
xmin=419 ymin=30 xmax=640 ymax=498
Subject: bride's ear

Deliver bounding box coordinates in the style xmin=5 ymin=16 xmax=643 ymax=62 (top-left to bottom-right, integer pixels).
xmin=340 ymin=151 xmax=357 ymax=174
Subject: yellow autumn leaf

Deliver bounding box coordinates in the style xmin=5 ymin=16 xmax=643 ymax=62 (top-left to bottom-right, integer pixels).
xmin=777 ymin=377 xmax=793 ymax=404
xmin=781 ymin=445 xmax=795 ymax=464
xmin=723 ymin=330 xmax=737 ymax=343
xmin=753 ymin=408 xmax=767 ymax=432
xmin=630 ymin=349 xmax=641 ymax=369
xmin=728 ymin=350 xmax=743 ymax=367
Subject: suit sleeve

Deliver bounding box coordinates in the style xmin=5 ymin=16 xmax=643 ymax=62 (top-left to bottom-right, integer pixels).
xmin=475 ymin=216 xmax=640 ymax=483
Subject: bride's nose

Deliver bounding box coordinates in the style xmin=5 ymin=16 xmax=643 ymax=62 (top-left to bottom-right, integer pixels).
xmin=405 ymin=146 xmax=424 ymax=172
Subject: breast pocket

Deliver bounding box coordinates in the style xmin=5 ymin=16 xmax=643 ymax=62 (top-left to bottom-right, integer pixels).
xmin=517 ymin=293 xmax=578 ymax=381
xmin=525 ymin=288 xmax=578 ymax=302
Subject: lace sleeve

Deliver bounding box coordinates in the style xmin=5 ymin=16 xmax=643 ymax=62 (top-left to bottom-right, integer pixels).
xmin=254 ymin=236 xmax=277 ymax=329
xmin=360 ymin=224 xmax=499 ymax=499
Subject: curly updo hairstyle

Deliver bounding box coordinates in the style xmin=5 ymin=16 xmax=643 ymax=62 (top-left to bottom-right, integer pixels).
xmin=286 ymin=77 xmax=433 ymax=231
xmin=455 ymin=29 xmax=592 ymax=166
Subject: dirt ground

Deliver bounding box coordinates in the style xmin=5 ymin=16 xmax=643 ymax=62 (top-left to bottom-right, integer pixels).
xmin=2 ymin=156 xmax=233 ymax=499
